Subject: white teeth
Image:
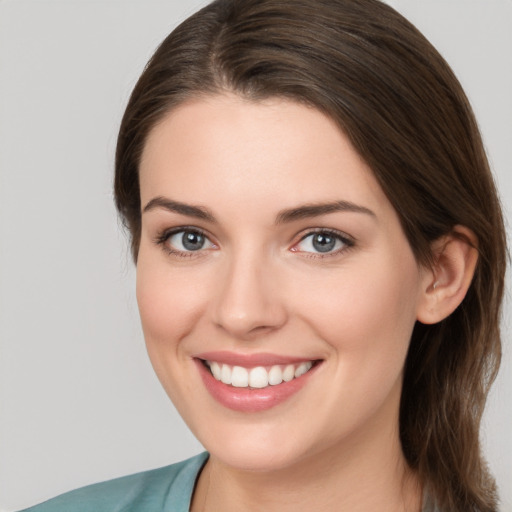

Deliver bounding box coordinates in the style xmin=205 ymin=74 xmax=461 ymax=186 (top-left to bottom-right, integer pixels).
xmin=268 ymin=365 xmax=283 ymax=385
xmin=221 ymin=364 xmax=232 ymax=385
xmin=210 ymin=361 xmax=221 ymax=380
xmin=249 ymin=367 xmax=269 ymax=388
xmin=206 ymin=360 xmax=315 ymax=389
xmin=295 ymin=361 xmax=312 ymax=378
xmin=231 ymin=366 xmax=249 ymax=387
xmin=282 ymin=364 xmax=295 ymax=382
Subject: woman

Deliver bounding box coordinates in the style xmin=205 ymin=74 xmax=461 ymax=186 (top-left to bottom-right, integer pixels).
xmin=20 ymin=0 xmax=506 ymax=511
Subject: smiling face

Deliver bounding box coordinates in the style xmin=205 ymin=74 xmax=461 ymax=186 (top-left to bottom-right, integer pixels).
xmin=137 ymin=94 xmax=430 ymax=472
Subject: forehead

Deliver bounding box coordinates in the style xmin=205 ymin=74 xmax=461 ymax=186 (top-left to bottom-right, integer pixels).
xmin=139 ymin=94 xmax=391 ymax=219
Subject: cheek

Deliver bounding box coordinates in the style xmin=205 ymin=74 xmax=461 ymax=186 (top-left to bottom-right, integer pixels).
xmin=135 ymin=255 xmax=213 ymax=409
xmin=290 ymin=252 xmax=420 ymax=375
xmin=135 ymin=254 xmax=210 ymax=348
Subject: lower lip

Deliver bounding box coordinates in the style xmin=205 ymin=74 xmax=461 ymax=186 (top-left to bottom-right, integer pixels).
xmin=196 ymin=359 xmax=320 ymax=413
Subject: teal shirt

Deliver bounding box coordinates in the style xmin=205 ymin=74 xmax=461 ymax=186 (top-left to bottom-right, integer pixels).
xmin=20 ymin=452 xmax=209 ymax=512
xmin=20 ymin=451 xmax=440 ymax=511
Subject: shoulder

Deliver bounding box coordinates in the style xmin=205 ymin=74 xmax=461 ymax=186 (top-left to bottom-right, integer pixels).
xmin=19 ymin=452 xmax=209 ymax=512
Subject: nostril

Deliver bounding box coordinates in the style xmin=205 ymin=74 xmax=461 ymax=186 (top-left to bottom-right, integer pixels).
xmin=214 ymin=320 xmax=283 ymax=340
xmin=211 ymin=261 xmax=288 ymax=337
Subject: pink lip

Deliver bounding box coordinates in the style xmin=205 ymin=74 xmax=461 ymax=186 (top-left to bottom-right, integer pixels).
xmin=194 ymin=350 xmax=313 ymax=368
xmin=194 ymin=356 xmax=321 ymax=413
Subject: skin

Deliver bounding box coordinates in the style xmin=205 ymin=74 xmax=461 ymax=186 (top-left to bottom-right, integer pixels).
xmin=136 ymin=94 xmax=474 ymax=512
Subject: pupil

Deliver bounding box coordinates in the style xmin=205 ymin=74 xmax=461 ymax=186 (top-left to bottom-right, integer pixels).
xmin=312 ymin=233 xmax=335 ymax=253
xmin=182 ymin=232 xmax=204 ymax=251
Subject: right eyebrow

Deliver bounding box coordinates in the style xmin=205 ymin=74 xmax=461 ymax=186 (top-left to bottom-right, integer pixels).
xmin=275 ymin=200 xmax=376 ymax=224
xmin=142 ymin=196 xmax=216 ymax=222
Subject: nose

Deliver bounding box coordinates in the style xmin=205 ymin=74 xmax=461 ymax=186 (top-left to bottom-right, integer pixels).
xmin=212 ymin=252 xmax=288 ymax=340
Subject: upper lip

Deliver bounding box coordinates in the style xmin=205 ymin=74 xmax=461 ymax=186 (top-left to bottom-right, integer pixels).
xmin=194 ymin=351 xmax=320 ymax=368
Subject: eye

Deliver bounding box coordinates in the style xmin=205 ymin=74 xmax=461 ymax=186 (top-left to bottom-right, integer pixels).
xmin=159 ymin=228 xmax=215 ymax=255
xmin=293 ymin=230 xmax=353 ymax=255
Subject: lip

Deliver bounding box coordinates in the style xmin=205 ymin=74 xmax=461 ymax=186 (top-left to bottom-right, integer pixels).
xmin=194 ymin=350 xmax=314 ymax=368
xmin=194 ymin=354 xmax=322 ymax=413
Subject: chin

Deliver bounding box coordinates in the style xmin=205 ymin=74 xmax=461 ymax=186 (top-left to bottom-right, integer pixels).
xmin=191 ymin=410 xmax=338 ymax=475
xmin=207 ymin=438 xmax=306 ymax=473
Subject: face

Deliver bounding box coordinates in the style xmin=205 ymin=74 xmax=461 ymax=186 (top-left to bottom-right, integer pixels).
xmin=137 ymin=94 xmax=430 ymax=472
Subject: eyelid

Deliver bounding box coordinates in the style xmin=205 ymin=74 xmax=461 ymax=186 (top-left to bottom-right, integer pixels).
xmin=290 ymin=228 xmax=355 ymax=257
xmin=154 ymin=226 xmax=217 ymax=257
xmin=153 ymin=225 xmax=354 ymax=259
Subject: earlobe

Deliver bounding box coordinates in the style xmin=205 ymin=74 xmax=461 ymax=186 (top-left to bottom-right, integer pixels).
xmin=416 ymin=226 xmax=478 ymax=325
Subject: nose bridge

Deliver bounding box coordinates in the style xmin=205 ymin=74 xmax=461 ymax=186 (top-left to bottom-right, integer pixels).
xmin=213 ymin=245 xmax=286 ymax=338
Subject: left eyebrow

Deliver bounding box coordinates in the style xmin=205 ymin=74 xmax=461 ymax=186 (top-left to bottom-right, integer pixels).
xmin=275 ymin=201 xmax=376 ymax=224
xmin=142 ymin=196 xmax=216 ymax=222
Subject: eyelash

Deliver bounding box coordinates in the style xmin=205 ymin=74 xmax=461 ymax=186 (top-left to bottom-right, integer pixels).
xmin=154 ymin=226 xmax=214 ymax=258
xmin=291 ymin=228 xmax=355 ymax=259
xmin=154 ymin=227 xmax=355 ymax=259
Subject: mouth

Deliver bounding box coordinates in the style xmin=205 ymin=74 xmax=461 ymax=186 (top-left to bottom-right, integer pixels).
xmin=202 ymin=359 xmax=317 ymax=389
xmin=194 ymin=353 xmax=323 ymax=412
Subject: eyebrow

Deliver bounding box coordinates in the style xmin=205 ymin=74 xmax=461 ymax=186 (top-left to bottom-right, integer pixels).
xmin=275 ymin=201 xmax=376 ymax=224
xmin=143 ymin=196 xmax=215 ymax=222
xmin=142 ymin=196 xmax=375 ymax=224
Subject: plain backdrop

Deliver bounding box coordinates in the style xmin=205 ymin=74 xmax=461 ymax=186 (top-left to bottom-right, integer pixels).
xmin=0 ymin=1 xmax=510 ymax=511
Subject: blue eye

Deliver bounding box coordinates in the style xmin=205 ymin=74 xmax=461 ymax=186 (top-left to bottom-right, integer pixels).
xmin=295 ymin=231 xmax=351 ymax=254
xmin=165 ymin=229 xmax=215 ymax=253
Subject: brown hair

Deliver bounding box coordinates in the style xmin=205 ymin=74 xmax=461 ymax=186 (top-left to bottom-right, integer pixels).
xmin=114 ymin=0 xmax=506 ymax=510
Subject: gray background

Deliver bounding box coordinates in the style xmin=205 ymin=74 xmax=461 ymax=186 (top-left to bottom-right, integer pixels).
xmin=0 ymin=1 xmax=510 ymax=510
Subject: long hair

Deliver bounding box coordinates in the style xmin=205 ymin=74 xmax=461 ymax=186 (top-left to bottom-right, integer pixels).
xmin=114 ymin=1 xmax=506 ymax=509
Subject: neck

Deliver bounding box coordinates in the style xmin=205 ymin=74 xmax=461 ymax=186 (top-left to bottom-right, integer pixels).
xmin=191 ymin=419 xmax=422 ymax=512
xmin=190 ymin=376 xmax=422 ymax=512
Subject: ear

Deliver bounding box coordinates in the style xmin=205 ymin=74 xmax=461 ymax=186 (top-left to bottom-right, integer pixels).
xmin=416 ymin=226 xmax=478 ymax=325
